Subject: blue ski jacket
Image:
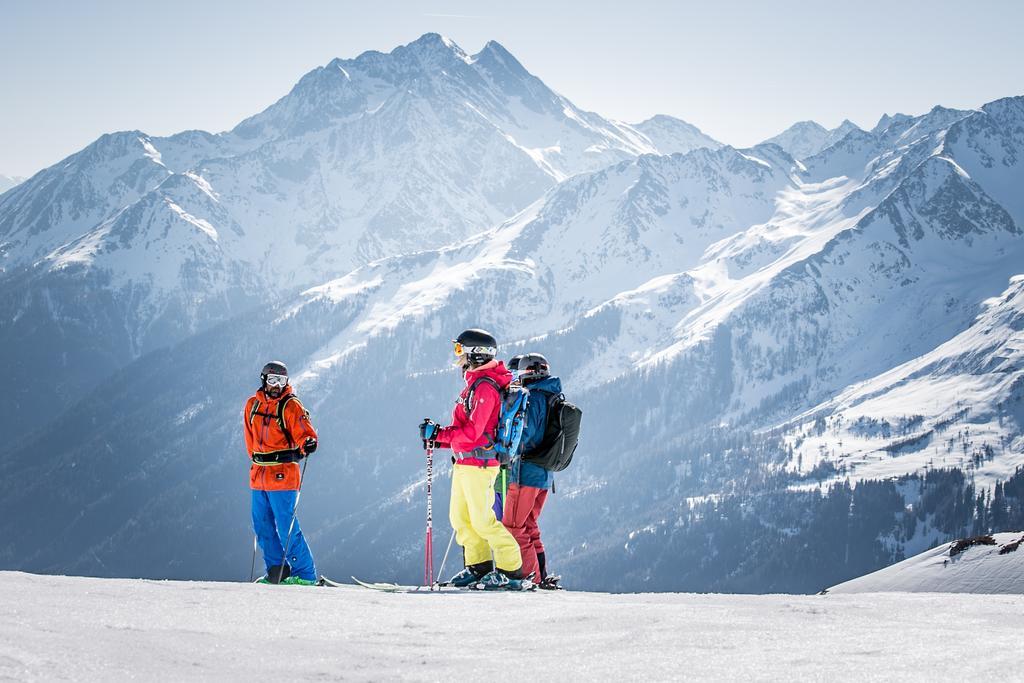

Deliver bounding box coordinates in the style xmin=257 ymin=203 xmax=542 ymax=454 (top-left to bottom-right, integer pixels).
xmin=511 ymin=376 xmax=562 ymax=490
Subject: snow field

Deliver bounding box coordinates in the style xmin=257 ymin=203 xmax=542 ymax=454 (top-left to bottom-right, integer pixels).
xmin=2 ymin=571 xmax=1023 ymax=681
xmin=829 ymin=531 xmax=1024 ymax=594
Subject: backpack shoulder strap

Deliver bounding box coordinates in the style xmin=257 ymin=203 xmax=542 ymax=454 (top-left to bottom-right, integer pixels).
xmin=539 ymin=391 xmax=562 ymax=422
xmin=247 ymin=399 xmax=262 ymax=426
xmin=465 ymin=377 xmax=502 ymax=415
xmin=276 ymin=395 xmax=300 ymax=448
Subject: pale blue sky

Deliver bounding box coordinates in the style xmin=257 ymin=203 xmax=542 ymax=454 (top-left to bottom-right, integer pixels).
xmin=1 ymin=0 xmax=1022 ymax=177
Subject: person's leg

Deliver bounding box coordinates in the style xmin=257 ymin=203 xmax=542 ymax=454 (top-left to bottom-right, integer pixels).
xmin=252 ymin=489 xmax=284 ymax=573
xmin=503 ymin=483 xmax=543 ymax=579
xmin=492 ymin=466 xmax=507 ymax=522
xmin=266 ymin=489 xmax=317 ymax=580
xmin=462 ymin=466 xmax=522 ymax=574
xmin=450 ymin=464 xmax=491 ymax=568
xmin=526 ymin=489 xmax=549 ymax=577
xmin=492 ymin=490 xmax=504 ymax=522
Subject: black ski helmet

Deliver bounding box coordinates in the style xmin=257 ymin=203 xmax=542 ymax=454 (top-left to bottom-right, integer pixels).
xmin=517 ymin=353 xmax=550 ymax=381
xmin=260 ymin=360 xmax=288 ymax=384
xmin=453 ymin=328 xmax=497 ymax=367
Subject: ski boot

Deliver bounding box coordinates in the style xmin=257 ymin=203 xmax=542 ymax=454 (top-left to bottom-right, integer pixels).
xmin=257 ymin=564 xmax=292 ymax=584
xmin=476 ymin=568 xmax=536 ymax=591
xmin=537 ymin=575 xmax=563 ymax=590
xmin=506 ymin=570 xmax=537 ymax=591
xmin=474 ymin=570 xmax=510 ymax=590
xmin=281 ymin=576 xmax=318 ymax=586
xmin=449 ymin=561 xmax=492 ymax=588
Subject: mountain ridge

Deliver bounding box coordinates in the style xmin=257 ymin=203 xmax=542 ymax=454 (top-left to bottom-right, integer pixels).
xmin=0 ymin=34 xmax=719 ymax=438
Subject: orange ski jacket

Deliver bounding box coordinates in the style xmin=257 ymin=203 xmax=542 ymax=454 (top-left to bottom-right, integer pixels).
xmin=243 ymin=386 xmax=318 ymax=490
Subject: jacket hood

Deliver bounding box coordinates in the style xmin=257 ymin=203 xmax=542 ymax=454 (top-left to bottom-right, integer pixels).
xmin=525 ymin=375 xmax=562 ymax=395
xmin=465 ymin=360 xmax=512 ymax=389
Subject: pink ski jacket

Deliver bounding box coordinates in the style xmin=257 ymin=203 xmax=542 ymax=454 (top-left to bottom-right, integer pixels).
xmin=435 ymin=360 xmax=512 ymax=466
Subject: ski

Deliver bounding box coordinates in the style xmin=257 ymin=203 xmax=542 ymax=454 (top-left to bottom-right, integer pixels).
xmin=317 ymin=576 xmax=346 ymax=587
xmin=351 ymin=576 xmax=463 ymax=593
xmin=349 ymin=576 xmax=535 ymax=592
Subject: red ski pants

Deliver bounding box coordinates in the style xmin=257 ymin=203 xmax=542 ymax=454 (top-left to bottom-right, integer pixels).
xmin=503 ymin=483 xmax=548 ymax=580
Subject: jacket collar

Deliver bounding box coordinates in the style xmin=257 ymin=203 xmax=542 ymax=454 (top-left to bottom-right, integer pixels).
xmin=465 ymin=359 xmax=512 ymax=388
xmin=525 ymin=375 xmax=562 ymax=394
xmin=257 ymin=385 xmax=293 ymax=403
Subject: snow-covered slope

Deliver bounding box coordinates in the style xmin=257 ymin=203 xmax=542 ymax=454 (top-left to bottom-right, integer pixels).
xmin=279 ymin=141 xmax=800 ymax=395
xmin=828 ymin=532 xmax=1024 ymax=593
xmin=782 ymin=274 xmax=1024 ymax=488
xmin=2 ymin=571 xmax=1022 ymax=680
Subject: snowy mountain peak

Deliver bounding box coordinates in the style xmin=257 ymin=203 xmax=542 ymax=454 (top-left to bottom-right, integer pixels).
xmin=388 ymin=32 xmax=472 ymax=67
xmin=790 ymin=120 xmax=827 ymax=133
xmin=762 ymin=120 xmax=838 ymax=160
xmin=981 ymin=94 xmax=1024 ymax=117
xmin=873 ymin=113 xmax=894 ymax=132
xmin=631 ymin=115 xmax=722 ymax=155
xmin=476 ymin=39 xmax=521 ymax=66
xmin=342 ymin=33 xmax=471 ymax=68
xmin=872 ymin=112 xmax=912 ymax=134
xmin=405 ymin=31 xmax=464 ymax=53
xmin=830 ymin=119 xmax=862 ymax=140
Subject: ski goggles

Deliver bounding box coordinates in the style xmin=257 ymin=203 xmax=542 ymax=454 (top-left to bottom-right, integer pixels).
xmin=264 ymin=373 xmax=289 ymax=388
xmin=517 ymin=363 xmax=549 ymax=378
xmin=453 ymin=342 xmax=497 ymax=357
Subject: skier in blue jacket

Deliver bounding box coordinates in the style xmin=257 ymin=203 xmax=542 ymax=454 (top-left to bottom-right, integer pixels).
xmin=503 ymin=353 xmax=562 ymax=589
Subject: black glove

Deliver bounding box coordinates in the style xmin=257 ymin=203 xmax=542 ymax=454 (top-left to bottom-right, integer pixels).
xmin=302 ymin=437 xmax=318 ymax=455
xmin=419 ymin=418 xmax=440 ymax=442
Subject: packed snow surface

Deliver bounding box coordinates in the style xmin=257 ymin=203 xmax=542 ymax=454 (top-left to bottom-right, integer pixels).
xmin=829 ymin=531 xmax=1024 ymax=594
xmin=2 ymin=572 xmax=1023 ymax=680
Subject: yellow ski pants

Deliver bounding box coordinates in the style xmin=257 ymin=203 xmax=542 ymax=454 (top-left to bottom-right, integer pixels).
xmin=450 ymin=463 xmax=522 ymax=572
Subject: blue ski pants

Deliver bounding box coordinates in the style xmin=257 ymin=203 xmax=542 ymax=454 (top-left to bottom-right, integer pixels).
xmin=251 ymin=489 xmax=317 ymax=580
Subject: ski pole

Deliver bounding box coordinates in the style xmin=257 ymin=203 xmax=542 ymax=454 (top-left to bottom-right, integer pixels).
xmin=276 ymin=455 xmax=311 ymax=583
xmin=436 ymin=528 xmax=456 ymax=587
xmin=424 ymin=442 xmax=434 ymax=587
xmin=249 ymin=535 xmax=258 ymax=582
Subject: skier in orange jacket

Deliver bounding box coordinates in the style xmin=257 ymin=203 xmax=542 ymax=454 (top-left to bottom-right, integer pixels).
xmin=243 ymin=360 xmax=319 ymax=584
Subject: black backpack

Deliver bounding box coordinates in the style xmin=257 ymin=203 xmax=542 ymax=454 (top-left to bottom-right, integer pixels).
xmin=522 ymin=393 xmax=582 ymax=472
xmin=248 ymin=394 xmax=305 ymax=464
